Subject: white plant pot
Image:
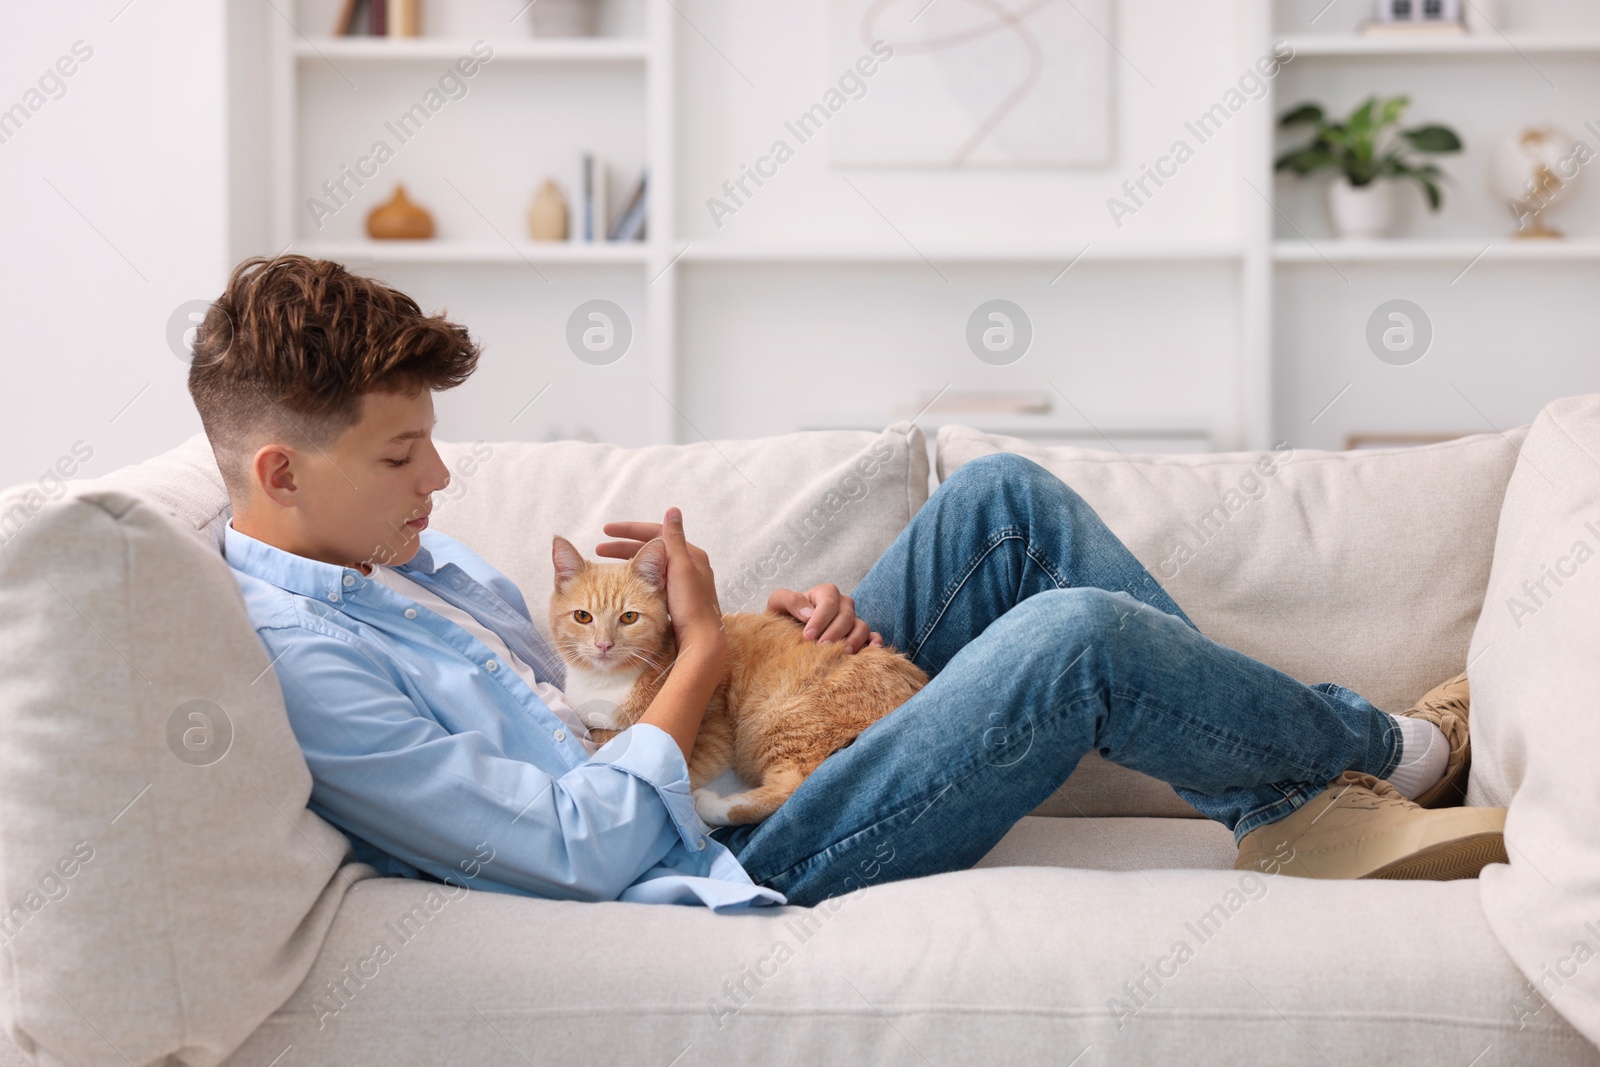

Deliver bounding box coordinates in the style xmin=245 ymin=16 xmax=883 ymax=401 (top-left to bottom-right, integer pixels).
xmin=530 ymin=0 xmax=597 ymax=36
xmin=1327 ymin=178 xmax=1396 ymax=240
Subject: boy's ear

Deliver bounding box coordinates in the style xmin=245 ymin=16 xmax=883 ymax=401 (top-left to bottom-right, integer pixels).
xmin=630 ymin=537 xmax=668 ymax=589
xmin=552 ymin=535 xmax=585 ymax=589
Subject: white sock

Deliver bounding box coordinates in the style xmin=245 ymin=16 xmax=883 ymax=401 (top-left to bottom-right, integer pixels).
xmin=1385 ymin=715 xmax=1449 ymax=799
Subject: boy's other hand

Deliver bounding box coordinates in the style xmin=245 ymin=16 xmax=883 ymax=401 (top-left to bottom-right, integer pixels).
xmin=767 ymin=585 xmax=883 ymax=654
xmin=648 ymin=508 xmax=725 ymax=656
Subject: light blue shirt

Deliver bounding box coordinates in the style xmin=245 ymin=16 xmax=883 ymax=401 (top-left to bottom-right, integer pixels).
xmin=222 ymin=520 xmax=787 ymax=913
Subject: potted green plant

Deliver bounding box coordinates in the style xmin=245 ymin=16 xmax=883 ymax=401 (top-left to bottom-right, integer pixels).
xmin=1275 ymin=95 xmax=1464 ymax=239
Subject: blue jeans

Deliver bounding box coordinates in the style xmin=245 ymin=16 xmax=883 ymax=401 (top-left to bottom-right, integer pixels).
xmin=707 ymin=452 xmax=1403 ymax=908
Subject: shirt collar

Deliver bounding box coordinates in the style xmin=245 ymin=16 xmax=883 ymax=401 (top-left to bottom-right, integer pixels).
xmin=223 ymin=519 xmax=440 ymax=600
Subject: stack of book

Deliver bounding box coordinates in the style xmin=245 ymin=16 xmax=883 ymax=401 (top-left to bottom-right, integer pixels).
xmin=582 ymin=155 xmax=648 ymax=242
xmin=336 ymin=0 xmax=422 ymax=36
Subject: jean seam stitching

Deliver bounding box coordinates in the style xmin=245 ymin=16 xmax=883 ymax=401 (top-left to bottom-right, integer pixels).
xmin=1097 ymin=681 xmax=1339 ymax=787
xmin=1021 ymin=538 xmax=1071 ymax=593
xmin=910 ymin=526 xmax=1026 ymax=663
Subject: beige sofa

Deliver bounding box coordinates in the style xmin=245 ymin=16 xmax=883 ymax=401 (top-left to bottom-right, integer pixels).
xmin=2 ymin=409 xmax=1597 ymax=1066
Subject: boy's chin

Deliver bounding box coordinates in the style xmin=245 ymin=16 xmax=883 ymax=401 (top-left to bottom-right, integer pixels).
xmin=366 ymin=537 xmax=422 ymax=570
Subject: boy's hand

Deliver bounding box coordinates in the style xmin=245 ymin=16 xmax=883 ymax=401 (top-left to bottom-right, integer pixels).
xmin=597 ymin=515 xmax=709 ymax=563
xmin=767 ymin=584 xmax=883 ymax=654
xmin=614 ymin=508 xmax=725 ymax=655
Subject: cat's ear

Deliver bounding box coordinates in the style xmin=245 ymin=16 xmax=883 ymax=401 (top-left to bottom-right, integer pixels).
xmin=630 ymin=537 xmax=668 ymax=589
xmin=552 ymin=535 xmax=586 ymax=590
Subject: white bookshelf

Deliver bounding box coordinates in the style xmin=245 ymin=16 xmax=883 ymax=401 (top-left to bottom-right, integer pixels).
xmin=270 ymin=0 xmax=673 ymax=443
xmin=1264 ymin=0 xmax=1600 ymax=448
xmin=243 ymin=1 xmax=1600 ymax=454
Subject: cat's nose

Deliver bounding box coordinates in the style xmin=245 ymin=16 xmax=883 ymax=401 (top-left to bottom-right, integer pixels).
xmin=595 ymin=640 xmax=613 ymax=653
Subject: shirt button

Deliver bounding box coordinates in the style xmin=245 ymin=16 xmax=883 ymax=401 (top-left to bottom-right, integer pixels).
xmin=404 ymin=608 xmax=418 ymax=619
xmin=326 ymin=592 xmax=339 ymax=603
xmin=554 ymin=728 xmax=566 ymax=741
xmin=697 ymin=837 xmax=707 ymax=850
xmin=485 ymin=659 xmax=499 ymax=672
xmin=343 ymin=574 xmax=355 ymax=587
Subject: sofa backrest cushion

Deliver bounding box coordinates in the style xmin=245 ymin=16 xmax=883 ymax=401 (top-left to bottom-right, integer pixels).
xmin=938 ymin=425 xmax=1525 ymax=819
xmin=86 ymin=423 xmax=930 ymax=650
xmin=424 ymin=422 xmax=930 ymax=637
xmin=0 ymin=487 xmax=370 ymax=1066
xmin=73 ymin=430 xmax=232 ymax=553
xmin=1465 ymin=393 xmax=1600 ymax=1047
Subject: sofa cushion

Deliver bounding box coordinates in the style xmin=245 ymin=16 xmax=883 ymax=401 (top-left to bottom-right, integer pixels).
xmin=210 ymin=862 xmax=1597 ymax=1066
xmin=424 ymin=421 xmax=929 ymax=636
xmin=90 ymin=423 xmax=930 ymax=645
xmin=72 ymin=430 xmax=232 ymax=553
xmin=971 ymin=816 xmax=1237 ymax=871
xmin=1464 ymin=393 xmax=1600 ymax=1047
xmin=939 ymin=425 xmax=1525 ymax=819
xmin=0 ymin=487 xmax=372 ymax=1066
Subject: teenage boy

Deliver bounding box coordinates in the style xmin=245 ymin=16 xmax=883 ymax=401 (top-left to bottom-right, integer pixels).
xmin=191 ymin=255 xmax=1505 ymax=912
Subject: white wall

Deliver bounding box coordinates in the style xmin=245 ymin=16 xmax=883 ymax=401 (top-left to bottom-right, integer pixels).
xmin=1 ymin=1 xmax=230 ymax=489
xmin=671 ymin=0 xmax=1264 ymax=448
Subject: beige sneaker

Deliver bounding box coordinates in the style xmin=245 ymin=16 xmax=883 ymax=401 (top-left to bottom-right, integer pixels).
xmin=1397 ymin=670 xmax=1471 ymax=808
xmin=1234 ymin=771 xmax=1507 ymax=880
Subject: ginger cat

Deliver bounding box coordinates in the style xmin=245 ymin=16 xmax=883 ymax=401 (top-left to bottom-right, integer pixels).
xmin=549 ymin=534 xmax=928 ymax=827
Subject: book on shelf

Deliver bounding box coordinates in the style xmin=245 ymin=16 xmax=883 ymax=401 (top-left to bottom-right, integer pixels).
xmin=608 ymin=170 xmax=649 ymax=242
xmin=335 ymin=0 xmax=422 ymax=36
xmin=580 ymin=154 xmax=611 ymax=242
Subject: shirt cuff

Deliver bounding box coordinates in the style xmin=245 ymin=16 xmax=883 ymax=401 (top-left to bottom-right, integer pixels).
xmin=589 ymin=721 xmax=712 ymax=851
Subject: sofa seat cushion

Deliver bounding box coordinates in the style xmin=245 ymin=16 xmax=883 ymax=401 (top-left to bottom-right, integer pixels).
xmin=214 ymin=865 xmax=1597 ymax=1066
xmin=972 ymin=816 xmax=1237 ymax=871
xmin=938 ymin=425 xmax=1525 ymax=820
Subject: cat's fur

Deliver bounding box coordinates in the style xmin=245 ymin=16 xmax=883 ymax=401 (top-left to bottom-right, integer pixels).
xmin=549 ymin=534 xmax=928 ymax=827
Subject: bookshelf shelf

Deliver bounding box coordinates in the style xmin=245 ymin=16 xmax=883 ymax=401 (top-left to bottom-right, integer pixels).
xmin=1280 ymin=32 xmax=1600 ymax=56
xmin=292 ymin=37 xmax=650 ymax=63
xmin=294 ymin=239 xmax=650 ymax=264
xmin=1273 ymin=239 xmax=1600 ymax=264
xmin=676 ymin=241 xmax=1243 ymax=265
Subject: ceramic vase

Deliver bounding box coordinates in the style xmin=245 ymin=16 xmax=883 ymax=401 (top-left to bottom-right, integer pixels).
xmin=366 ymin=184 xmax=435 ymax=240
xmin=528 ymin=179 xmax=569 ymax=240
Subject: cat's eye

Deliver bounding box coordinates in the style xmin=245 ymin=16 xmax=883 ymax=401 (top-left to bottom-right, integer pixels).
xmin=619 ymin=611 xmax=639 ymax=624
xmin=572 ymin=609 xmax=592 ymax=623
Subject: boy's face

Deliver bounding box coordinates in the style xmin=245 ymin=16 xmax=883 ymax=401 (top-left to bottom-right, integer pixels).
xmin=253 ymin=386 xmax=449 ymax=572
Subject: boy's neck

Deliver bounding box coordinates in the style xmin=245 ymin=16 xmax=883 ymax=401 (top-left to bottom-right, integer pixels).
xmin=230 ymin=513 xmax=375 ymax=575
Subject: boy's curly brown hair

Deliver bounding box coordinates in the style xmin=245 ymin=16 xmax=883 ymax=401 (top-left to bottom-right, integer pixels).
xmin=187 ymin=254 xmax=480 ymax=503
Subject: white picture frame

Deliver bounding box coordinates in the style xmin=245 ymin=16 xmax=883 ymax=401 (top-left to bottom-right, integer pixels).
xmin=827 ymin=0 xmax=1114 ymax=168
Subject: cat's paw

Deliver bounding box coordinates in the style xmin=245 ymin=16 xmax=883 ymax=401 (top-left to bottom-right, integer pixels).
xmin=693 ymin=787 xmax=736 ymax=827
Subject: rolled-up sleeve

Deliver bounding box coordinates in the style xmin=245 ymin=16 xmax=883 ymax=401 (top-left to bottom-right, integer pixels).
xmin=263 ymin=624 xmax=707 ymax=903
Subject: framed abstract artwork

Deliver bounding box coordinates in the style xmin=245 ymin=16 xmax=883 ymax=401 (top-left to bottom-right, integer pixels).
xmin=828 ymin=0 xmax=1114 ymax=168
